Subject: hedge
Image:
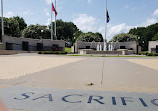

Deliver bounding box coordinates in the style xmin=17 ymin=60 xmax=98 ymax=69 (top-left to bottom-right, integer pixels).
xmin=147 ymin=53 xmax=158 ymax=56
xmin=38 ymin=51 xmax=67 ymax=55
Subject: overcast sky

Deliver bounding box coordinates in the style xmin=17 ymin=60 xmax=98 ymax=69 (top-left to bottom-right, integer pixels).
xmin=1 ymin=0 xmax=158 ymax=40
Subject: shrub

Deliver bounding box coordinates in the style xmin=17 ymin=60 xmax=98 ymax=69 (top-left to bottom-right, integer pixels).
xmin=153 ymin=53 xmax=158 ymax=56
xmin=65 ymin=47 xmax=71 ymax=54
xmin=38 ymin=51 xmax=67 ymax=55
xmin=129 ymin=48 xmax=133 ymax=50
xmin=147 ymin=53 xmax=153 ymax=56
xmin=140 ymin=51 xmax=148 ymax=55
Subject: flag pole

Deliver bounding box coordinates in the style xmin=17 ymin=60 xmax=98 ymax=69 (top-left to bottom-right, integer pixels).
xmin=55 ymin=0 xmax=57 ymax=39
xmin=51 ymin=0 xmax=53 ymax=41
xmin=105 ymin=0 xmax=107 ymax=43
xmin=1 ymin=0 xmax=4 ymax=36
xmin=104 ymin=0 xmax=107 ymax=51
xmin=101 ymin=0 xmax=108 ymax=85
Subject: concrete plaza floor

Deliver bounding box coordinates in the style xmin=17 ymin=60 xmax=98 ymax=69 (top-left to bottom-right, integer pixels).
xmin=0 ymin=54 xmax=158 ymax=111
xmin=0 ymin=54 xmax=158 ymax=92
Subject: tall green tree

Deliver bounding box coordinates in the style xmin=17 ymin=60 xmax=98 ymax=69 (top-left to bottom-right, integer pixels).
xmin=22 ymin=24 xmax=51 ymax=39
xmin=73 ymin=30 xmax=83 ymax=42
xmin=110 ymin=33 xmax=137 ymax=42
xmin=0 ymin=16 xmax=27 ymax=39
xmin=129 ymin=23 xmax=158 ymax=51
xmin=50 ymin=19 xmax=78 ymax=42
xmin=76 ymin=32 xmax=103 ymax=42
xmin=13 ymin=16 xmax=27 ymax=31
xmin=152 ymin=33 xmax=158 ymax=41
xmin=8 ymin=17 xmax=21 ymax=37
xmin=0 ymin=17 xmax=21 ymax=37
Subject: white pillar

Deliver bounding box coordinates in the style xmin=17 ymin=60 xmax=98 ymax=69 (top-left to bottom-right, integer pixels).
xmin=1 ymin=0 xmax=4 ymax=36
xmin=55 ymin=0 xmax=57 ymax=38
xmin=51 ymin=0 xmax=53 ymax=41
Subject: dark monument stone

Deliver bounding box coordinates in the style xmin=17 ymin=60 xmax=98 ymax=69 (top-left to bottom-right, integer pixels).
xmin=37 ymin=43 xmax=43 ymax=51
xmin=6 ymin=42 xmax=13 ymax=50
xmin=156 ymin=45 xmax=158 ymax=53
xmin=22 ymin=42 xmax=29 ymax=51
xmin=120 ymin=46 xmax=126 ymax=49
xmin=86 ymin=46 xmax=90 ymax=49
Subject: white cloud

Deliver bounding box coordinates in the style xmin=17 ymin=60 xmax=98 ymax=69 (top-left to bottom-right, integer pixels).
xmin=4 ymin=11 xmax=14 ymax=18
xmin=142 ymin=18 xmax=158 ymax=27
xmin=98 ymin=9 xmax=158 ymax=41
xmin=74 ymin=8 xmax=158 ymax=41
xmin=98 ymin=24 xmax=137 ymax=40
xmin=107 ymin=23 xmax=136 ymax=40
xmin=73 ymin=14 xmax=138 ymax=41
xmin=98 ymin=24 xmax=111 ymax=39
xmin=153 ymin=9 xmax=158 ymax=16
xmin=46 ymin=18 xmax=51 ymax=26
xmin=73 ymin=14 xmax=97 ymax=32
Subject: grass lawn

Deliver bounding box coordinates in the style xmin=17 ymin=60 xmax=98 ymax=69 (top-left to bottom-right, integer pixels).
xmin=65 ymin=47 xmax=71 ymax=54
xmin=67 ymin=54 xmax=150 ymax=57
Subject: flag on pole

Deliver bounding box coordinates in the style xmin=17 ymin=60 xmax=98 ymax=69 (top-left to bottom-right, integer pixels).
xmin=52 ymin=2 xmax=57 ymax=17
xmin=107 ymin=11 xmax=110 ymax=23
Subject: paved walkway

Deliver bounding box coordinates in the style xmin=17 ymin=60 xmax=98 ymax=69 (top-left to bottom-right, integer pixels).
xmin=0 ymin=54 xmax=158 ymax=111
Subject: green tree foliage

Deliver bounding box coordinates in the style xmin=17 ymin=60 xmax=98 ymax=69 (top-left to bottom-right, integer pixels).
xmin=73 ymin=30 xmax=83 ymax=42
xmin=8 ymin=17 xmax=21 ymax=37
xmin=50 ymin=19 xmax=78 ymax=41
xmin=1 ymin=16 xmax=103 ymax=44
xmin=110 ymin=33 xmax=137 ymax=42
xmin=129 ymin=23 xmax=158 ymax=51
xmin=0 ymin=16 xmax=27 ymax=39
xmin=13 ymin=16 xmax=27 ymax=31
xmin=22 ymin=24 xmax=51 ymax=39
xmin=152 ymin=33 xmax=158 ymax=41
xmin=0 ymin=17 xmax=21 ymax=37
xmin=76 ymin=32 xmax=103 ymax=42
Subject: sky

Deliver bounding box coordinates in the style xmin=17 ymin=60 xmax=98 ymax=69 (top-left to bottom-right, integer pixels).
xmin=1 ymin=0 xmax=158 ymax=41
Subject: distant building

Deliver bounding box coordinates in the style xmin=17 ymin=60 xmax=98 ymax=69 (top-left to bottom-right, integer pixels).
xmin=148 ymin=41 xmax=158 ymax=53
xmin=72 ymin=42 xmax=104 ymax=53
xmin=72 ymin=41 xmax=141 ymax=54
xmin=2 ymin=36 xmax=65 ymax=51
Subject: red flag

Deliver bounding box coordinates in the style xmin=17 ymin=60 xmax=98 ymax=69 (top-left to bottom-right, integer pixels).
xmin=52 ymin=3 xmax=57 ymax=17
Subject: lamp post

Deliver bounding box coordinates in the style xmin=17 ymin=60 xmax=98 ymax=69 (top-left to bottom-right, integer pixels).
xmin=41 ymin=30 xmax=44 ymax=38
xmin=74 ymin=37 xmax=76 ymax=43
xmin=137 ymin=37 xmax=140 ymax=44
xmin=41 ymin=30 xmax=44 ymax=42
xmin=136 ymin=37 xmax=141 ymax=54
xmin=41 ymin=30 xmax=44 ymax=51
xmin=74 ymin=37 xmax=76 ymax=53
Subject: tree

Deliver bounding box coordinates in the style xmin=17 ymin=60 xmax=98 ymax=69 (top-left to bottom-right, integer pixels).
xmin=0 ymin=16 xmax=27 ymax=39
xmin=22 ymin=24 xmax=51 ymax=39
xmin=129 ymin=23 xmax=158 ymax=51
xmin=50 ymin=19 xmax=79 ymax=42
xmin=76 ymin=32 xmax=103 ymax=42
xmin=13 ymin=16 xmax=27 ymax=31
xmin=73 ymin=30 xmax=83 ymax=42
xmin=94 ymin=32 xmax=103 ymax=42
xmin=7 ymin=17 xmax=21 ymax=37
xmin=110 ymin=33 xmax=137 ymax=42
xmin=152 ymin=33 xmax=158 ymax=41
xmin=0 ymin=17 xmax=21 ymax=37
